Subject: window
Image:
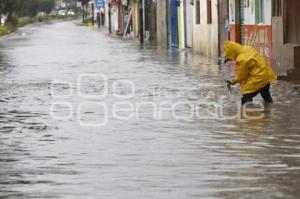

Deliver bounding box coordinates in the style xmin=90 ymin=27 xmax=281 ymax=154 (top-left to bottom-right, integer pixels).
xmin=196 ymin=0 xmax=200 ymax=24
xmin=244 ymin=0 xmax=250 ymax=8
xmin=273 ymin=0 xmax=281 ymax=16
xmin=207 ymin=0 xmax=212 ymax=24
xmin=255 ymin=0 xmax=264 ymax=24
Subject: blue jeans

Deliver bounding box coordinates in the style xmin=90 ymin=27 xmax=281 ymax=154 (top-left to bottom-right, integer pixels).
xmin=241 ymin=84 xmax=273 ymax=104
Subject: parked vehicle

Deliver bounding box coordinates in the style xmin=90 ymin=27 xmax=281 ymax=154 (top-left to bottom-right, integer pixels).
xmin=49 ymin=11 xmax=58 ymax=16
xmin=58 ymin=10 xmax=67 ymax=16
xmin=67 ymin=10 xmax=75 ymax=16
xmin=37 ymin=12 xmax=46 ymax=17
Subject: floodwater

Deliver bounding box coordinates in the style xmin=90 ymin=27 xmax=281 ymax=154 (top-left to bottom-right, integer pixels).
xmin=0 ymin=21 xmax=300 ymax=199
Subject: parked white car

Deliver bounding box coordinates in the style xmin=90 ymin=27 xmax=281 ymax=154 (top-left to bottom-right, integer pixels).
xmin=37 ymin=12 xmax=46 ymax=17
xmin=67 ymin=10 xmax=75 ymax=16
xmin=49 ymin=11 xmax=58 ymax=16
xmin=58 ymin=10 xmax=67 ymax=16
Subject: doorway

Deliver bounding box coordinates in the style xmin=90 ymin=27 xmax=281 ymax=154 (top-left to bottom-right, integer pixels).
xmin=285 ymin=0 xmax=300 ymax=44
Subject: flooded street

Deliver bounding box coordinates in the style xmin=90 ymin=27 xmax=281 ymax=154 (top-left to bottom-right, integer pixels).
xmin=0 ymin=21 xmax=300 ymax=198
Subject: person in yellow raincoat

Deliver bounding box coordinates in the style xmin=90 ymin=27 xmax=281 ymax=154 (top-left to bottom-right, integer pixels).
xmin=224 ymin=41 xmax=277 ymax=104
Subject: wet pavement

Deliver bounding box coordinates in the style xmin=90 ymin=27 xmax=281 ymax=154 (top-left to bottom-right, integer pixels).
xmin=0 ymin=20 xmax=300 ymax=199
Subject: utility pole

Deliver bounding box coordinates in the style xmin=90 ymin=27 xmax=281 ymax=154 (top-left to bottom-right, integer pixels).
xmin=82 ymin=4 xmax=85 ymax=23
xmin=91 ymin=3 xmax=94 ymax=26
xmin=139 ymin=2 xmax=144 ymax=44
xmin=108 ymin=3 xmax=112 ymax=34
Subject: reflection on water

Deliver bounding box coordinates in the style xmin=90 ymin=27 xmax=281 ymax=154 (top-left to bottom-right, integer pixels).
xmin=0 ymin=21 xmax=299 ymax=199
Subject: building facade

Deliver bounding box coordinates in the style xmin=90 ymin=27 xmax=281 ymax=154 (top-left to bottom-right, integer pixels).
xmin=227 ymin=0 xmax=300 ymax=77
xmin=104 ymin=0 xmax=156 ymax=43
xmin=157 ymin=0 xmax=193 ymax=49
xmin=193 ymin=0 xmax=219 ymax=60
xmin=102 ymin=0 xmax=300 ymax=79
xmin=228 ymin=0 xmax=272 ymax=64
xmin=272 ymin=0 xmax=300 ymax=77
xmin=156 ymin=0 xmax=168 ymax=48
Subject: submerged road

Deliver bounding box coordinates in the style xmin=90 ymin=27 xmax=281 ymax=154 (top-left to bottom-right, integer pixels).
xmin=0 ymin=21 xmax=300 ymax=199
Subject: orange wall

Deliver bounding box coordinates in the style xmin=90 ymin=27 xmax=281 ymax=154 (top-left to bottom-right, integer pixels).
xmin=229 ymin=24 xmax=272 ymax=64
xmin=229 ymin=24 xmax=241 ymax=44
xmin=243 ymin=25 xmax=272 ymax=64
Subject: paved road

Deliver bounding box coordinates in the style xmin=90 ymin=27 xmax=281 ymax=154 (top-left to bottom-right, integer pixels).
xmin=0 ymin=20 xmax=300 ymax=199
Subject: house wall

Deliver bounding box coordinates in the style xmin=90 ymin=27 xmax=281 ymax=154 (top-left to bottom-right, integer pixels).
xmin=178 ymin=0 xmax=185 ymax=49
xmin=184 ymin=0 xmax=193 ymax=48
xmin=104 ymin=3 xmax=109 ymax=27
xmin=228 ymin=0 xmax=240 ymax=43
xmin=132 ymin=0 xmax=140 ymax=38
xmin=193 ymin=0 xmax=219 ymax=61
xmin=229 ymin=0 xmax=272 ymax=64
xmin=156 ymin=0 xmax=168 ymax=48
xmin=272 ymin=0 xmax=300 ymax=77
xmin=110 ymin=3 xmax=119 ymax=33
xmin=272 ymin=16 xmax=292 ymax=76
xmin=243 ymin=0 xmax=272 ymax=64
xmin=147 ymin=0 xmax=157 ymax=42
xmin=219 ymin=0 xmax=229 ymax=56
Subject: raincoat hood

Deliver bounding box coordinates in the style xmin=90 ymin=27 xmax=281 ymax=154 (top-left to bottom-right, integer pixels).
xmin=224 ymin=41 xmax=242 ymax=61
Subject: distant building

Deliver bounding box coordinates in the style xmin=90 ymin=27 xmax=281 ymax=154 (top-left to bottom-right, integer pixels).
xmin=156 ymin=1 xmax=168 ymax=48
xmin=227 ymin=0 xmax=300 ymax=77
xmin=104 ymin=0 xmax=156 ymax=43
xmin=228 ymin=0 xmax=272 ymax=65
xmin=156 ymin=0 xmax=193 ymax=49
xmin=272 ymin=0 xmax=300 ymax=77
xmin=193 ymin=0 xmax=219 ymax=60
xmin=56 ymin=0 xmax=67 ymax=9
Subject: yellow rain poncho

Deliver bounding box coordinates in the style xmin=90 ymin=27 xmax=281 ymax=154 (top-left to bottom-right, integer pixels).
xmin=224 ymin=41 xmax=277 ymax=94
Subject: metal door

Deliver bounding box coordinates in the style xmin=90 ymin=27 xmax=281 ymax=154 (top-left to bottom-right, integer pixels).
xmin=170 ymin=0 xmax=178 ymax=48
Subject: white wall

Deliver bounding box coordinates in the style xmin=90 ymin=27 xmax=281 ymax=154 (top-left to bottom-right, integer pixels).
xmin=243 ymin=0 xmax=272 ymax=25
xmin=193 ymin=0 xmax=219 ymax=60
xmin=111 ymin=5 xmax=119 ymax=32
xmin=263 ymin=0 xmax=272 ymax=25
xmin=229 ymin=0 xmax=271 ymax=25
xmin=179 ymin=0 xmax=185 ymax=49
xmin=104 ymin=3 xmax=109 ymax=28
xmin=243 ymin=0 xmax=255 ymax=24
xmin=229 ymin=0 xmax=236 ymax=24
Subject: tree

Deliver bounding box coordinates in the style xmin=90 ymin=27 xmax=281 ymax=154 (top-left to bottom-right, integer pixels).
xmin=0 ymin=0 xmax=56 ymax=18
xmin=1 ymin=0 xmax=24 ymax=17
xmin=0 ymin=1 xmax=4 ymax=26
xmin=38 ymin=0 xmax=55 ymax=14
xmin=0 ymin=0 xmax=24 ymax=27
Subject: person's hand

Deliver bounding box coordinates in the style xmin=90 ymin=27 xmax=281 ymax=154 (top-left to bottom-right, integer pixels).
xmin=224 ymin=58 xmax=231 ymax=64
xmin=225 ymin=79 xmax=233 ymax=85
xmin=224 ymin=57 xmax=234 ymax=63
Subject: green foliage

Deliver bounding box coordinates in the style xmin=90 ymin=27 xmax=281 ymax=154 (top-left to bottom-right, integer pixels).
xmin=0 ymin=0 xmax=24 ymax=16
xmin=21 ymin=0 xmax=55 ymax=17
xmin=0 ymin=0 xmax=78 ymax=37
xmin=0 ymin=0 xmax=56 ymax=18
xmin=18 ymin=16 xmax=32 ymax=27
xmin=0 ymin=26 xmax=10 ymax=36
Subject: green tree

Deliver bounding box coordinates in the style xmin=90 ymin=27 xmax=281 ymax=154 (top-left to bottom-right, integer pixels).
xmin=1 ymin=0 xmax=24 ymax=17
xmin=0 ymin=1 xmax=4 ymax=26
xmin=38 ymin=0 xmax=55 ymax=14
xmin=0 ymin=0 xmax=56 ymax=18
